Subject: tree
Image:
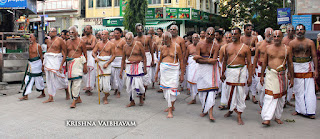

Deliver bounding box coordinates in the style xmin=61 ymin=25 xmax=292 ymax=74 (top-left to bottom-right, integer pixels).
xmin=123 ymin=0 xmax=148 ymax=34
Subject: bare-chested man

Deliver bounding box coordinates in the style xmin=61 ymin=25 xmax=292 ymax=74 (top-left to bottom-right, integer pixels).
xmin=19 ymin=34 xmax=45 ymax=101
xmin=170 ymin=25 xmax=186 ymax=91
xmin=148 ymin=28 xmax=160 ymax=89
xmin=252 ymin=28 xmax=274 ymax=106
xmin=96 ymin=31 xmax=102 ymax=42
xmin=134 ymin=23 xmax=154 ymax=99
xmin=218 ymin=32 xmax=233 ymax=109
xmin=155 ymin=28 xmax=164 ymax=92
xmin=155 ymin=32 xmax=184 ymax=118
xmin=291 ymin=24 xmax=318 ymax=119
xmin=66 ymin=26 xmax=88 ymax=108
xmin=109 ymin=32 xmax=115 ymax=40
xmin=82 ymin=25 xmax=97 ymax=96
xmin=193 ymin=27 xmax=220 ymax=121
xmin=240 ymin=24 xmax=258 ymax=102
xmin=186 ymin=33 xmax=200 ymax=104
xmin=214 ymin=30 xmax=226 ymax=48
xmin=111 ymin=28 xmax=126 ymax=98
xmin=282 ymin=25 xmax=296 ymax=107
xmin=43 ymin=28 xmax=69 ymax=103
xmin=260 ymin=30 xmax=294 ymax=126
xmin=120 ymin=32 xmax=146 ymax=107
xmin=92 ymin=30 xmax=116 ymax=104
xmin=221 ymin=27 xmax=252 ymax=125
xmin=200 ymin=31 xmax=206 ymax=41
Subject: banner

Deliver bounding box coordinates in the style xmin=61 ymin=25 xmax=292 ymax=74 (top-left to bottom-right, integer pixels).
xmin=292 ymin=15 xmax=312 ymax=31
xmin=119 ymin=0 xmax=128 ymax=16
xmin=277 ymin=8 xmax=291 ymax=25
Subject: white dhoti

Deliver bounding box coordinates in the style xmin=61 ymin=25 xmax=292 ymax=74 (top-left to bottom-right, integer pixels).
xmin=218 ymin=59 xmax=228 ymax=106
xmin=187 ymin=56 xmax=198 ymax=100
xmin=111 ymin=56 xmax=124 ymax=92
xmin=67 ymin=56 xmax=86 ymax=99
xmin=293 ymin=61 xmax=316 ymax=116
xmin=256 ymin=64 xmax=266 ymax=108
xmin=23 ymin=57 xmax=45 ymax=96
xmin=126 ymin=61 xmax=145 ymax=101
xmin=97 ymin=56 xmax=112 ymax=93
xmin=143 ymin=52 xmax=152 ymax=86
xmin=225 ymin=65 xmax=247 ymax=112
xmin=44 ymin=53 xmax=68 ymax=96
xmin=151 ymin=53 xmax=158 ymax=82
xmin=261 ymin=68 xmax=287 ymax=120
xmin=83 ymin=50 xmax=96 ymax=91
xmin=160 ymin=62 xmax=180 ymax=107
xmin=196 ymin=63 xmax=219 ymax=113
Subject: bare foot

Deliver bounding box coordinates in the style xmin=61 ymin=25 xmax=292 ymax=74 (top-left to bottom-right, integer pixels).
xmin=76 ymin=97 xmax=82 ymax=103
xmin=252 ymin=96 xmax=258 ymax=104
xmin=286 ymin=101 xmax=295 ymax=107
xmin=19 ymin=96 xmax=28 ymax=101
xmin=275 ymin=118 xmax=283 ymax=124
xmin=103 ymin=97 xmax=108 ymax=104
xmin=237 ymin=115 xmax=244 ymax=125
xmin=209 ymin=114 xmax=215 ymax=122
xmin=157 ymin=89 xmax=163 ymax=93
xmin=42 ymin=99 xmax=54 ymax=103
xmin=142 ymin=93 xmax=146 ymax=100
xmin=188 ymin=99 xmax=196 ymax=104
xmin=200 ymin=113 xmax=208 ymax=117
xmin=126 ymin=101 xmax=135 ymax=107
xmin=292 ymin=112 xmax=298 ymax=115
xmin=224 ymin=111 xmax=233 ymax=117
xmin=164 ymin=107 xmax=175 ymax=112
xmin=262 ymin=120 xmax=271 ymax=126
xmin=65 ymin=90 xmax=70 ymax=100
xmin=37 ymin=94 xmax=46 ymax=98
xmin=139 ymin=96 xmax=144 ymax=106
xmin=219 ymin=105 xmax=228 ymax=110
xmin=245 ymin=94 xmax=250 ymax=100
xmin=70 ymin=100 xmax=76 ymax=108
xmin=116 ymin=92 xmax=121 ymax=98
xmin=309 ymin=115 xmax=315 ymax=119
xmin=86 ymin=90 xmax=93 ymax=96
xmin=167 ymin=113 xmax=173 ymax=118
xmin=114 ymin=90 xmax=118 ymax=95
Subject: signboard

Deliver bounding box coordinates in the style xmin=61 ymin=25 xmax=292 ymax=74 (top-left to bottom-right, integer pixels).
xmin=166 ymin=8 xmax=178 ymax=19
xmin=277 ymin=8 xmax=291 ymax=25
xmin=120 ymin=0 xmax=128 ymax=16
xmin=191 ymin=9 xmax=200 ymax=20
xmin=103 ymin=18 xmax=124 ymax=27
xmin=201 ymin=12 xmax=210 ymax=21
xmin=84 ymin=18 xmax=103 ymax=25
xmin=178 ymin=8 xmax=190 ymax=19
xmin=292 ymin=15 xmax=312 ymax=31
xmin=0 ymin=0 xmax=37 ymax=14
xmin=146 ymin=8 xmax=163 ymax=19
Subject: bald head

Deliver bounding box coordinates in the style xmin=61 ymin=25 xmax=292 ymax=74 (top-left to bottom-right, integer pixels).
xmin=125 ymin=32 xmax=134 ymax=45
xmin=101 ymin=30 xmax=109 ymax=41
xmin=148 ymin=28 xmax=155 ymax=35
xmin=170 ymin=25 xmax=179 ymax=37
xmin=273 ymin=30 xmax=283 ymax=45
xmin=49 ymin=28 xmax=57 ymax=38
xmin=68 ymin=26 xmax=78 ymax=40
xmin=225 ymin=32 xmax=232 ymax=43
xmin=264 ymin=27 xmax=274 ymax=43
xmin=192 ymin=33 xmax=200 ymax=45
xmin=162 ymin=32 xmax=172 ymax=46
xmin=206 ymin=27 xmax=215 ymax=41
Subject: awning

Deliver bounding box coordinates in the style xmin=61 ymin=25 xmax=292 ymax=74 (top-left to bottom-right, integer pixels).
xmin=92 ymin=25 xmax=124 ymax=32
xmin=145 ymin=21 xmax=175 ymax=30
xmin=29 ymin=17 xmax=56 ymax=22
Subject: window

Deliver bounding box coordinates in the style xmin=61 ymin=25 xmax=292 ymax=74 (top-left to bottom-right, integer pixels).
xmin=89 ymin=0 xmax=93 ymax=8
xmin=96 ymin=0 xmax=106 ymax=7
xmin=214 ymin=2 xmax=218 ymax=14
xmin=148 ymin=0 xmax=161 ymax=4
xmin=206 ymin=0 xmax=210 ymax=9
xmin=107 ymin=0 xmax=112 ymax=7
xmin=114 ymin=0 xmax=120 ymax=6
xmin=187 ymin=0 xmax=190 ymax=5
xmin=164 ymin=0 xmax=171 ymax=4
xmin=176 ymin=0 xmax=179 ymax=4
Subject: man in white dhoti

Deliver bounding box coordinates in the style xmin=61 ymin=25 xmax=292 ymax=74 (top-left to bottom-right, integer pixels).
xmin=221 ymin=27 xmax=252 ymax=125
xmin=82 ymin=25 xmax=97 ymax=96
xmin=218 ymin=32 xmax=232 ymax=110
xmin=193 ymin=28 xmax=220 ymax=121
xmin=134 ymin=23 xmax=154 ymax=100
xmin=290 ymin=24 xmax=318 ymax=119
xmin=155 ymin=32 xmax=184 ymax=118
xmin=19 ymin=34 xmax=45 ymax=101
xmin=260 ymin=30 xmax=294 ymax=125
xmin=66 ymin=26 xmax=88 ymax=108
xmin=111 ymin=28 xmax=126 ymax=98
xmin=240 ymin=24 xmax=258 ymax=102
xmin=186 ymin=34 xmax=200 ymax=104
xmin=252 ymin=28 xmax=274 ymax=108
xmin=120 ymin=32 xmax=147 ymax=107
xmin=93 ymin=30 xmax=116 ymax=104
xmin=43 ymin=28 xmax=69 ymax=103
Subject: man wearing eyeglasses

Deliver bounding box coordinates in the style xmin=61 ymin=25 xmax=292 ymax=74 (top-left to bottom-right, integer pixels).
xmin=66 ymin=26 xmax=88 ymax=108
xmin=260 ymin=30 xmax=294 ymax=126
xmin=291 ymin=24 xmax=318 ymax=119
xmin=221 ymin=27 xmax=252 ymax=125
xmin=240 ymin=24 xmax=259 ymax=103
xmin=82 ymin=25 xmax=97 ymax=96
xmin=252 ymin=28 xmax=274 ymax=108
xmin=193 ymin=27 xmax=220 ymax=122
xmin=43 ymin=28 xmax=69 ymax=103
xmin=282 ymin=24 xmax=296 ymax=107
xmin=134 ymin=23 xmax=155 ymax=100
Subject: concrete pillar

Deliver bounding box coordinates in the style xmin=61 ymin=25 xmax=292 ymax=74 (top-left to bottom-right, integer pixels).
xmin=180 ymin=20 xmax=185 ymax=36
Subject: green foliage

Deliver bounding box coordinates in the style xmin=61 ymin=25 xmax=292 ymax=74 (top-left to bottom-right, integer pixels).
xmin=219 ymin=0 xmax=284 ymax=33
xmin=123 ymin=0 xmax=148 ymax=35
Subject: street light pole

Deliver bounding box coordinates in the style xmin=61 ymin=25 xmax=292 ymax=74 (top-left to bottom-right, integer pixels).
xmin=283 ymin=0 xmax=285 ymax=8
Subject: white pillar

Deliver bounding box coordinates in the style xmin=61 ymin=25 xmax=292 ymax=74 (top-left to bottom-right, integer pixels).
xmin=180 ymin=20 xmax=185 ymax=37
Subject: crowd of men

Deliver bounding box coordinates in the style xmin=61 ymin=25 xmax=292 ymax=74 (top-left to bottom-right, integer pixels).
xmin=19 ymin=23 xmax=319 ymax=126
